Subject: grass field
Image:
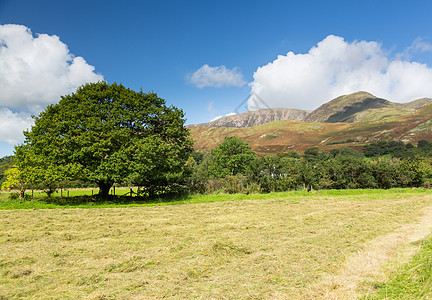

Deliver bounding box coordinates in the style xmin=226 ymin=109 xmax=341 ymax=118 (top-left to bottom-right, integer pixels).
xmin=364 ymin=235 xmax=432 ymax=299
xmin=1 ymin=189 xmax=432 ymax=299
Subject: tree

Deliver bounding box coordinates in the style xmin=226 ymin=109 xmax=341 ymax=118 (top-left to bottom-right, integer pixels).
xmin=418 ymin=140 xmax=430 ymax=149
xmin=186 ymin=151 xmax=214 ymax=193
xmin=210 ymin=137 xmax=256 ymax=178
xmin=324 ymin=156 xmax=373 ymax=189
xmin=12 ymin=144 xmax=67 ymax=198
xmin=1 ymin=145 xmax=40 ymax=199
xmin=338 ymin=146 xmax=362 ymax=157
xmin=1 ymin=166 xmax=29 ymax=199
xmin=303 ymin=147 xmax=327 ymax=161
xmin=0 ymin=156 xmax=15 ymax=186
xmin=21 ymin=82 xmax=193 ymax=198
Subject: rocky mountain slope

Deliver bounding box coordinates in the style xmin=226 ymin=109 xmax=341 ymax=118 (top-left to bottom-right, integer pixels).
xmin=188 ymin=108 xmax=310 ymax=128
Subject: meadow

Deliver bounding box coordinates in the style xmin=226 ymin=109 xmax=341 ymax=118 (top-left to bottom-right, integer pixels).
xmin=1 ymin=189 xmax=432 ymax=299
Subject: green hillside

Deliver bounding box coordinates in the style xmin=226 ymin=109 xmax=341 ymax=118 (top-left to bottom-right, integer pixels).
xmin=303 ymin=91 xmax=431 ymax=123
xmin=190 ymin=99 xmax=432 ymax=155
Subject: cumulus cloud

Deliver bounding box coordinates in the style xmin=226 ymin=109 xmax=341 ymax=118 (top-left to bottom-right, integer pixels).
xmin=187 ymin=64 xmax=246 ymax=88
xmin=249 ymin=35 xmax=432 ymax=110
xmin=0 ymin=24 xmax=103 ymax=112
xmin=0 ymin=109 xmax=33 ymax=144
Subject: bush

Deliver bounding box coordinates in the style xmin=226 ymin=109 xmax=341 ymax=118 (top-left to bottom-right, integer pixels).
xmin=8 ymin=192 xmax=31 ymax=201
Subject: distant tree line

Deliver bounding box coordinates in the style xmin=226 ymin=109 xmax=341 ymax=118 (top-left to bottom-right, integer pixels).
xmin=364 ymin=140 xmax=432 ymax=158
xmin=186 ymin=138 xmax=432 ymax=194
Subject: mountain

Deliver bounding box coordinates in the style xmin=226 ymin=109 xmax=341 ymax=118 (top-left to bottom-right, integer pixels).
xmin=189 ymin=92 xmax=432 ymax=128
xmin=304 ymin=92 xmax=390 ymax=123
xmin=188 ymin=108 xmax=311 ymax=128
xmin=305 ymin=91 xmax=432 ymax=123
xmin=188 ymin=92 xmax=432 ymax=155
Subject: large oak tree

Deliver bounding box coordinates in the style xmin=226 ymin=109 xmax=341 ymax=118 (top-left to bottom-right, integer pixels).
xmin=22 ymin=82 xmax=193 ymax=197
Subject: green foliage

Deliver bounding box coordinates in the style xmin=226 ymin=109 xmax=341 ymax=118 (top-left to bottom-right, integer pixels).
xmin=338 ymin=146 xmax=362 ymax=157
xmin=364 ymin=140 xmax=432 ymax=158
xmin=1 ymin=166 xmax=29 ymax=199
xmin=20 ymin=82 xmax=193 ymax=198
xmin=304 ymin=147 xmax=328 ymax=162
xmin=0 ymin=156 xmax=15 ymax=186
xmin=210 ymin=136 xmax=257 ymax=178
xmin=417 ymin=139 xmax=431 ymax=148
xmin=322 ymin=156 xmax=371 ymax=189
xmin=188 ymin=140 xmax=432 ymax=194
xmin=187 ymin=151 xmax=214 ymax=193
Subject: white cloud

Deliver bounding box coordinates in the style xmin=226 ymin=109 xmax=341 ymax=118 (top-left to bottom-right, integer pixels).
xmin=398 ymin=38 xmax=432 ymax=61
xmin=0 ymin=24 xmax=103 ymax=112
xmin=249 ymin=35 xmax=432 ymax=110
xmin=0 ymin=108 xmax=33 ymax=145
xmin=187 ymin=64 xmax=246 ymax=88
xmin=408 ymin=37 xmax=432 ymax=53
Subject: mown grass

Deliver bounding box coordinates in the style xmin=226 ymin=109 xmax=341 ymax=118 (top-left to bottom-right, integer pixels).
xmin=1 ymin=189 xmax=432 ymax=298
xmin=364 ymin=235 xmax=432 ymax=299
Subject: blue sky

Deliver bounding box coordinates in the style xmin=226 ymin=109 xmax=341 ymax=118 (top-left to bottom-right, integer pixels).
xmin=1 ymin=0 xmax=432 ymax=157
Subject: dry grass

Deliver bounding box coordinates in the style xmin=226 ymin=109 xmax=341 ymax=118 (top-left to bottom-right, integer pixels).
xmin=307 ymin=206 xmax=432 ymax=299
xmin=1 ymin=193 xmax=432 ymax=299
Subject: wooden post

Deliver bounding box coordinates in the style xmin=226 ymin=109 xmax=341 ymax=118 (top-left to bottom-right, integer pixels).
xmin=61 ymin=189 xmax=63 ymax=197
xmin=92 ymin=190 xmax=94 ymax=196
xmin=113 ymin=186 xmax=115 ymax=196
xmin=32 ymin=190 xmax=34 ymax=198
xmin=67 ymin=190 xmax=70 ymax=197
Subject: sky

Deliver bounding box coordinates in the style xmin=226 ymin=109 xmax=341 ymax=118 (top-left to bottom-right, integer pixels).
xmin=1 ymin=0 xmax=432 ymax=157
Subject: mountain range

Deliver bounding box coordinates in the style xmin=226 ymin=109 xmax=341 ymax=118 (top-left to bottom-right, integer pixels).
xmin=188 ymin=91 xmax=432 ymax=155
xmin=187 ymin=108 xmax=311 ymax=128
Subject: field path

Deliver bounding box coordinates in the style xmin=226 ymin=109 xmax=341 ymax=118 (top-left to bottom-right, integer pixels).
xmin=306 ymin=203 xmax=432 ymax=299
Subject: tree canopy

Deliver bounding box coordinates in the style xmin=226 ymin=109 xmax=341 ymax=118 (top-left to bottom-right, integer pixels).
xmin=20 ymin=82 xmax=193 ymax=197
xmin=209 ymin=136 xmax=257 ymax=178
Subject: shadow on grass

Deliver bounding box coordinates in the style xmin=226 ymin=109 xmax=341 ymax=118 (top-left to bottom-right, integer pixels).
xmin=41 ymin=194 xmax=192 ymax=207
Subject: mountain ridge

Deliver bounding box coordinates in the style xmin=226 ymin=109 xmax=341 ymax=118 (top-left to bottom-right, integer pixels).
xmin=188 ymin=108 xmax=311 ymax=128
xmin=188 ymin=91 xmax=432 ymax=154
xmin=189 ymin=91 xmax=432 ymax=128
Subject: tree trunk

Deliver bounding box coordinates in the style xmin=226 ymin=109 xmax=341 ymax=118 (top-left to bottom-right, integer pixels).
xmin=98 ymin=181 xmax=114 ymax=199
xmin=19 ymin=188 xmax=25 ymax=200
